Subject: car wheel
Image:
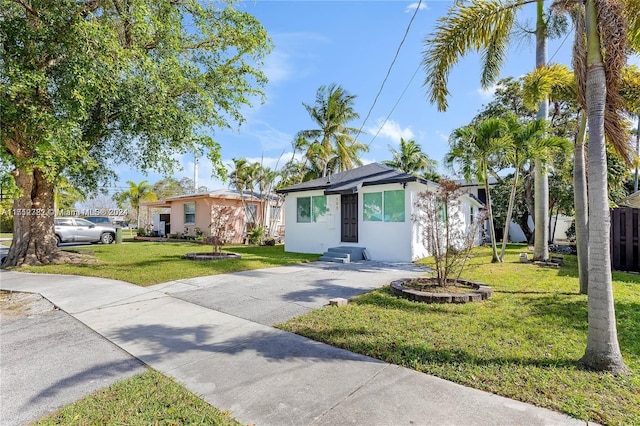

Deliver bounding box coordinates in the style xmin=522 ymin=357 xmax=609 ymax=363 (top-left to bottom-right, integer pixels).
xmin=101 ymin=233 xmax=114 ymax=244
xmin=55 ymin=235 xmax=62 ymax=246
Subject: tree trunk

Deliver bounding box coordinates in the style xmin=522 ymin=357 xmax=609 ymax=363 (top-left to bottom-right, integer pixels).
xmin=522 ymin=170 xmax=535 ymax=243
xmin=579 ymin=0 xmax=626 ymax=373
xmin=500 ymin=168 xmax=519 ymax=261
xmin=533 ymin=0 xmax=549 ymax=261
xmin=484 ymin=169 xmax=500 ymax=263
xmin=533 ymin=159 xmax=549 ymax=260
xmin=4 ymin=167 xmax=59 ymax=267
xmin=574 ymin=111 xmax=589 ymax=294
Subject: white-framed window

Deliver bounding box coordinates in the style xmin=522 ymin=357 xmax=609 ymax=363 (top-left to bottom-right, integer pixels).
xmin=270 ymin=205 xmax=282 ymax=221
xmin=246 ymin=204 xmax=258 ymax=223
xmin=296 ymin=195 xmax=327 ymax=223
xmin=184 ymin=202 xmax=196 ymax=224
xmin=363 ymin=190 xmax=405 ymax=222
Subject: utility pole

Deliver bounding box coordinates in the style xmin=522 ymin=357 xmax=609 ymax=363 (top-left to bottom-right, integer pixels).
xmin=194 ymin=151 xmax=199 ymax=193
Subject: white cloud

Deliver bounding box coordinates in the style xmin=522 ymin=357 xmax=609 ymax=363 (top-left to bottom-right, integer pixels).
xmin=263 ymin=32 xmax=329 ymax=84
xmin=628 ymin=54 xmax=640 ymax=67
xmin=476 ymin=83 xmax=499 ymax=100
xmin=435 ymin=130 xmax=449 ymax=142
xmin=405 ymin=2 xmax=429 ymax=13
xmin=248 ymin=121 xmax=294 ymax=152
xmin=366 ymin=119 xmax=415 ymax=143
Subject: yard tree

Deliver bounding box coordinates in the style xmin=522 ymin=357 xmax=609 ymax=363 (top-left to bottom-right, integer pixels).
xmin=571 ymin=0 xmax=638 ymax=373
xmin=446 ymin=117 xmax=511 ymax=263
xmin=383 ymin=138 xmax=438 ymax=176
xmin=113 ymin=180 xmax=157 ymax=228
xmin=422 ymin=0 xmax=570 ymax=261
xmin=0 ymin=0 xmax=271 ymax=266
xmin=298 ymin=83 xmax=367 ymax=177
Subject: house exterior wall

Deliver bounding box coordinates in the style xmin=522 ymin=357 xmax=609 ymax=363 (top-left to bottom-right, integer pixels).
xmin=168 ymin=198 xmax=264 ymax=243
xmin=283 ymin=182 xmax=442 ymax=262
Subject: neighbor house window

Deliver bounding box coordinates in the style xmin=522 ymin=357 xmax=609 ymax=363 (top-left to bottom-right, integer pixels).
xmin=470 ymin=206 xmax=475 ymax=223
xmin=363 ymin=190 xmax=405 ymax=222
xmin=270 ymin=205 xmax=282 ymax=221
xmin=246 ymin=204 xmax=258 ymax=223
xmin=184 ymin=202 xmax=195 ymax=224
xmin=297 ymin=195 xmax=327 ymax=223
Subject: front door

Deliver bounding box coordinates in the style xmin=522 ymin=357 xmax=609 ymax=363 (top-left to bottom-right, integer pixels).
xmin=341 ymin=194 xmax=358 ymax=242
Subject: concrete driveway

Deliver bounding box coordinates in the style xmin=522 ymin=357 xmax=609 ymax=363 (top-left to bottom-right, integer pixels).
xmin=149 ymin=261 xmax=429 ymax=325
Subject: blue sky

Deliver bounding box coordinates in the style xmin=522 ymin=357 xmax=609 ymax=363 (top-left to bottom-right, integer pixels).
xmin=114 ymin=0 xmax=640 ymax=194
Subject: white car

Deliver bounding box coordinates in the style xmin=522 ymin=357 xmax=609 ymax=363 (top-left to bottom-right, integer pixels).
xmin=54 ymin=217 xmax=116 ymax=245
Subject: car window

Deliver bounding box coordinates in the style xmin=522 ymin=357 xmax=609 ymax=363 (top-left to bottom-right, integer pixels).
xmin=75 ymin=218 xmax=94 ymax=226
xmin=55 ymin=218 xmax=74 ymax=226
xmin=86 ymin=217 xmax=110 ymax=224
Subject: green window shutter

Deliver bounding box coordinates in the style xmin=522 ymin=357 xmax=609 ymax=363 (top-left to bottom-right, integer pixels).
xmin=383 ymin=190 xmax=405 ymax=222
xmin=311 ymin=195 xmax=327 ymax=222
xmin=297 ymin=197 xmax=311 ymax=223
xmin=363 ymin=192 xmax=383 ymax=221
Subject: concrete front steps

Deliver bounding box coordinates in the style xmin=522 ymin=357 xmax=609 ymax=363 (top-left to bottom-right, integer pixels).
xmin=319 ymin=246 xmax=367 ymax=263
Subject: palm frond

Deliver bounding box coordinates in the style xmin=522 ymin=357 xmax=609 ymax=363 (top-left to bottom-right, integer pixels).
xmin=522 ymin=64 xmax=577 ymax=109
xmin=622 ymin=0 xmax=640 ymax=52
xmin=596 ymin=0 xmax=631 ymax=163
xmin=620 ymin=65 xmax=640 ymax=112
xmin=422 ymin=0 xmax=521 ymax=111
xmin=571 ymin=1 xmax=587 ymax=109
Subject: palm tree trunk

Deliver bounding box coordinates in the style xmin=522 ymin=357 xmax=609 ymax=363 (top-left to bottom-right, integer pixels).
xmin=500 ymin=168 xmax=519 ymax=261
xmin=484 ymin=168 xmax=500 ymax=263
xmin=533 ymin=0 xmax=549 ymax=261
xmin=574 ymin=111 xmax=589 ymax=295
xmin=579 ymin=0 xmax=626 ymax=373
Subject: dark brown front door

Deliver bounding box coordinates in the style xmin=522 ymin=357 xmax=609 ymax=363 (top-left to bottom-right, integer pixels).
xmin=341 ymin=194 xmax=358 ymax=242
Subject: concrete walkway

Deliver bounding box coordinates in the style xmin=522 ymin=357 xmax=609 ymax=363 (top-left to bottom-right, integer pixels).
xmin=0 ymin=264 xmax=588 ymax=425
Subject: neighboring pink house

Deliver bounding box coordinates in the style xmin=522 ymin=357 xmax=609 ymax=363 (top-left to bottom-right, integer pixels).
xmin=142 ymin=189 xmax=284 ymax=243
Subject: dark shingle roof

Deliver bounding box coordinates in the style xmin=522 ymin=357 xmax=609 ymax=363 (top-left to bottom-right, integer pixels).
xmin=276 ymin=163 xmax=429 ymax=195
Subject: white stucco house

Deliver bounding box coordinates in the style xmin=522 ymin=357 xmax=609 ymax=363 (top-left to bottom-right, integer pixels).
xmin=276 ymin=163 xmax=484 ymax=262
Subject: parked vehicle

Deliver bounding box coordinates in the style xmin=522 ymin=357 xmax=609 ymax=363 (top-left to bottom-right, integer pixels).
xmin=54 ymin=217 xmax=116 ymax=245
xmin=84 ymin=216 xmax=113 ymax=225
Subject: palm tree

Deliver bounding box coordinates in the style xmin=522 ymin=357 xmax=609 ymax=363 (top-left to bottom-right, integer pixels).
xmin=299 ymin=83 xmax=367 ymax=177
xmin=446 ymin=117 xmax=511 ymax=263
xmin=500 ymin=117 xmax=541 ymax=261
xmin=574 ymin=0 xmax=630 ymax=374
xmin=422 ymin=0 xmax=565 ymax=261
xmin=383 ymin=138 xmax=438 ymax=175
xmin=114 ymin=180 xmax=157 ymax=227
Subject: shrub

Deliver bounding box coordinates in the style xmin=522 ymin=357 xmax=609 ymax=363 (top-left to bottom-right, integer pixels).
xmin=413 ymin=178 xmax=486 ymax=286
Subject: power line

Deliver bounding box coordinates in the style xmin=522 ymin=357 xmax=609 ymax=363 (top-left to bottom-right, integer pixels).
xmin=353 ymin=0 xmax=423 ymax=149
xmin=366 ymin=63 xmax=421 ymax=150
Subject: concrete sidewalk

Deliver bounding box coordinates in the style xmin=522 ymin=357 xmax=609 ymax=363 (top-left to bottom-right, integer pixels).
xmin=0 ymin=265 xmax=588 ymax=425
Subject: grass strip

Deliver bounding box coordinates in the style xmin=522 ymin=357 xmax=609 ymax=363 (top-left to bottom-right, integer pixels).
xmin=36 ymin=370 xmax=240 ymax=425
xmin=17 ymin=242 xmax=319 ymax=286
xmin=278 ymin=245 xmax=640 ymax=425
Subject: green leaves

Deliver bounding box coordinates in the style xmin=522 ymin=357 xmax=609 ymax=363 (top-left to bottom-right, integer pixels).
xmin=1 ymin=0 xmax=272 ymax=191
xmin=422 ymin=0 xmax=521 ymax=111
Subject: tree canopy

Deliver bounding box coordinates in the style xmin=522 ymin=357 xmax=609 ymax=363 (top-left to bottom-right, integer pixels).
xmin=1 ymin=0 xmax=272 ymax=265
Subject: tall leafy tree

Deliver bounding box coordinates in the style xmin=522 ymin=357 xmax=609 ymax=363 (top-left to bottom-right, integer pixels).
xmin=1 ymin=0 xmax=271 ymax=266
xmin=422 ymin=0 xmax=569 ymax=261
xmin=446 ymin=117 xmax=511 ymax=263
xmin=383 ymin=138 xmax=438 ymax=176
xmin=114 ymin=180 xmax=157 ymax=227
xmin=298 ymin=83 xmax=367 ymax=177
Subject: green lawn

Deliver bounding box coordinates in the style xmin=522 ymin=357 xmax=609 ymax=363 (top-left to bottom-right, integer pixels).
xmin=278 ymin=245 xmax=640 ymax=425
xmin=37 ymin=370 xmax=240 ymax=425
xmin=17 ymin=241 xmax=319 ymax=286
